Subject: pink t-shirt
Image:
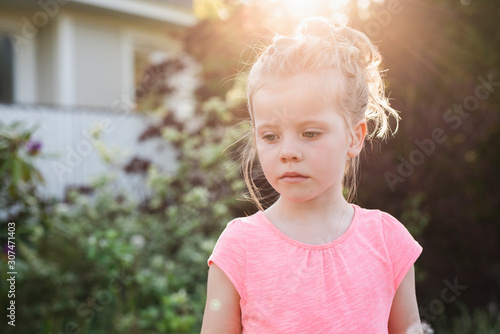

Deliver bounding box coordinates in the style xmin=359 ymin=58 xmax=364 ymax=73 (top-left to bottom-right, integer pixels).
xmin=208 ymin=203 xmax=423 ymax=333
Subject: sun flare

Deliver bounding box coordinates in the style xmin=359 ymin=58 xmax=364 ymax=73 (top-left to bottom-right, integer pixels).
xmin=275 ymin=0 xmax=351 ymax=21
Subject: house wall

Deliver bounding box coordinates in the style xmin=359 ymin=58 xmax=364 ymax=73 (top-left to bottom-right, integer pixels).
xmin=0 ymin=1 xmax=196 ymax=200
xmin=46 ymin=8 xmax=184 ymax=109
xmin=36 ymin=17 xmax=58 ymax=105
xmin=68 ymin=8 xmax=183 ymax=109
xmin=0 ymin=104 xmax=179 ymax=201
xmin=74 ymin=17 xmax=123 ymax=107
xmin=1 ymin=4 xmax=187 ymax=109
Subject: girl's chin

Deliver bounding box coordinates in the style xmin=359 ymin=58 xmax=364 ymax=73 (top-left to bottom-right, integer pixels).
xmin=276 ymin=193 xmax=317 ymax=204
xmin=275 ymin=189 xmax=338 ymax=205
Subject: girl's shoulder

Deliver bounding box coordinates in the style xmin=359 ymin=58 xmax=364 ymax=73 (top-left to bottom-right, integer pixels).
xmin=355 ymin=204 xmax=421 ymax=250
xmin=354 ymin=204 xmax=405 ymax=228
xmin=219 ymin=211 xmax=269 ymax=238
xmin=353 ymin=204 xmax=417 ymax=242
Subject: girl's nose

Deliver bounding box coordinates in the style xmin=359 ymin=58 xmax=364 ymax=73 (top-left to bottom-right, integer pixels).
xmin=279 ymin=141 xmax=302 ymax=163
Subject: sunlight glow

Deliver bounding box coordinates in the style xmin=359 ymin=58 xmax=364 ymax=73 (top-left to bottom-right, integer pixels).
xmin=282 ymin=0 xmax=321 ymax=18
xmin=357 ymin=0 xmax=370 ymax=9
xmin=277 ymin=0 xmax=351 ymax=19
xmin=254 ymin=0 xmax=386 ymax=23
xmin=331 ymin=12 xmax=350 ymax=26
xmin=329 ymin=0 xmax=350 ymax=10
xmin=255 ymin=0 xmax=358 ymax=26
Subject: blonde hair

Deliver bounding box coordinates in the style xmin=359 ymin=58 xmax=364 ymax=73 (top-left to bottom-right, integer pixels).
xmin=242 ymin=16 xmax=400 ymax=210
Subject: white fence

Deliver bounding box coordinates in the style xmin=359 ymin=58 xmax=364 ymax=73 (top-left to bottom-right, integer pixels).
xmin=0 ymin=103 xmax=178 ymax=201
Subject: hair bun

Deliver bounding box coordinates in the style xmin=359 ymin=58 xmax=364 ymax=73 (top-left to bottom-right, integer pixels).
xmin=296 ymin=16 xmax=339 ymax=39
xmin=296 ymin=16 xmax=380 ymax=69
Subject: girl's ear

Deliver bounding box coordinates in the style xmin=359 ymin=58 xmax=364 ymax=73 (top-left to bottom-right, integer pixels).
xmin=347 ymin=119 xmax=367 ymax=158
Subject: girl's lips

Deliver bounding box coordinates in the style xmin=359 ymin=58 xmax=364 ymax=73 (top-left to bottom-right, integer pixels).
xmin=280 ymin=172 xmax=308 ymax=183
xmin=280 ymin=176 xmax=308 ymax=183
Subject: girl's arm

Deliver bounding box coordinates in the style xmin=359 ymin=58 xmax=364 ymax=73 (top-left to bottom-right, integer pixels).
xmin=201 ymin=264 xmax=242 ymax=334
xmin=388 ymin=265 xmax=424 ymax=334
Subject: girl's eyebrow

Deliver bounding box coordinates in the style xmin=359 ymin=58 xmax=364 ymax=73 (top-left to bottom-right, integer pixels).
xmin=298 ymin=119 xmax=326 ymax=125
xmin=254 ymin=121 xmax=279 ymax=129
xmin=289 ymin=119 xmax=328 ymax=127
xmin=255 ymin=118 xmax=328 ymax=128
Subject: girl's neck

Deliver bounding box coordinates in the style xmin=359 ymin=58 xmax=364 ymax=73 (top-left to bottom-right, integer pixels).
xmin=265 ymin=188 xmax=352 ymax=230
xmin=277 ymin=199 xmax=346 ymax=221
xmin=264 ymin=193 xmax=354 ymax=245
xmin=270 ymin=186 xmax=347 ymax=217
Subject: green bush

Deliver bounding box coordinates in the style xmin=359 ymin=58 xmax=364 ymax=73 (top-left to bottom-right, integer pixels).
xmin=0 ymin=120 xmax=58 ymax=332
xmin=0 ymin=120 xmax=54 ymax=246
xmin=0 ymin=90 xmax=251 ymax=333
xmin=432 ymin=302 xmax=500 ymax=334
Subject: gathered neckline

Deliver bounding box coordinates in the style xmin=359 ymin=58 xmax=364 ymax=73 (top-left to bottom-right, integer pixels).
xmin=256 ymin=203 xmax=359 ymax=250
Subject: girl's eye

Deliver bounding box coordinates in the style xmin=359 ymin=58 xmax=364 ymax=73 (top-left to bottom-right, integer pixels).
xmin=303 ymin=131 xmax=320 ymax=138
xmin=263 ymin=134 xmax=277 ymax=141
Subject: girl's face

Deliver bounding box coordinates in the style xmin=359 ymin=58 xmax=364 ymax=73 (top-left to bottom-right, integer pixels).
xmin=252 ymin=73 xmax=365 ymax=205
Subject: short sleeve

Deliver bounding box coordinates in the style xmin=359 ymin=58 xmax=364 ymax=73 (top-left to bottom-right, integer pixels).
xmin=208 ymin=219 xmax=247 ymax=297
xmin=381 ymin=211 xmax=423 ymax=291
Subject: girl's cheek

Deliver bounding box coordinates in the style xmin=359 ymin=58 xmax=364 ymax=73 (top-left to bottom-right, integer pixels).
xmin=256 ymin=143 xmax=276 ymax=154
xmin=256 ymin=145 xmax=273 ymax=162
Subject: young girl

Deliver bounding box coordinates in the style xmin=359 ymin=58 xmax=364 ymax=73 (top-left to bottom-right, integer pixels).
xmin=201 ymin=16 xmax=423 ymax=333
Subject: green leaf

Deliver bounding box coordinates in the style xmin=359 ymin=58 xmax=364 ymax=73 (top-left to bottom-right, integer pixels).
xmin=12 ymin=156 xmax=21 ymax=184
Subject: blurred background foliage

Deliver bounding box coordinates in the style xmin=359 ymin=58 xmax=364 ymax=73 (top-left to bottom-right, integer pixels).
xmin=1 ymin=0 xmax=499 ymax=333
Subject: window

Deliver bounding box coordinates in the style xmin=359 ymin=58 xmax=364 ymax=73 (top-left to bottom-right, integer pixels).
xmin=0 ymin=35 xmax=13 ymax=104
